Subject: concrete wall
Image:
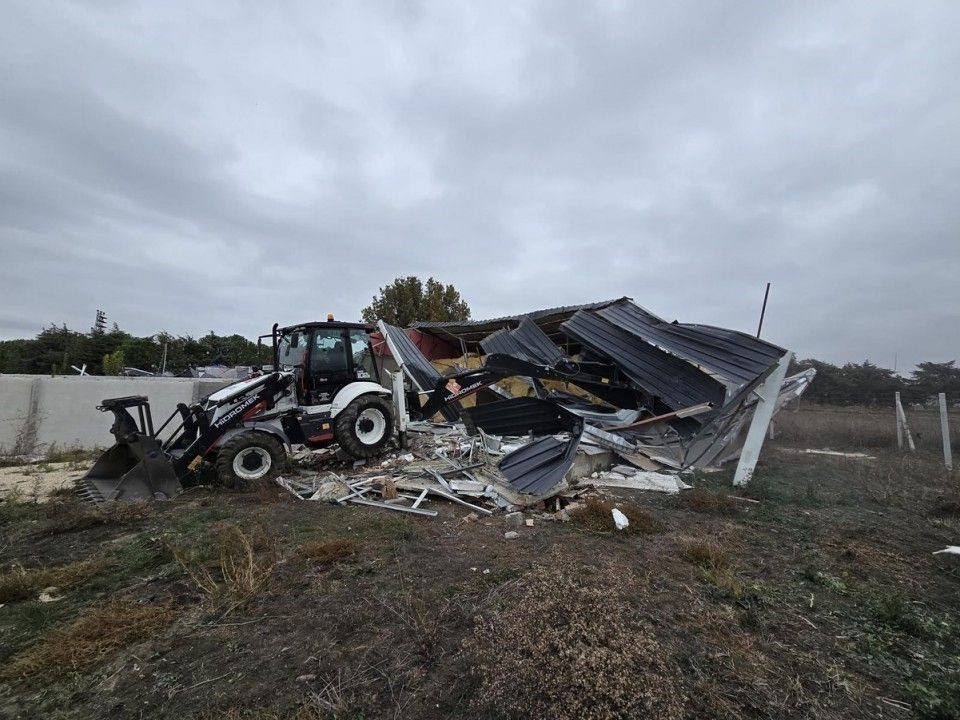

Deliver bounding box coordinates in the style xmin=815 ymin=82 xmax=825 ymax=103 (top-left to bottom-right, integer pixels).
xmin=0 ymin=375 xmax=233 ymax=455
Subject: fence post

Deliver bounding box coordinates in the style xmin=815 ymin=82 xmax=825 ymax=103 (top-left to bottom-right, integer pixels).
xmin=895 ymin=392 xmax=903 ymax=449
xmin=895 ymin=393 xmax=916 ymax=452
xmin=939 ymin=392 xmax=953 ymax=471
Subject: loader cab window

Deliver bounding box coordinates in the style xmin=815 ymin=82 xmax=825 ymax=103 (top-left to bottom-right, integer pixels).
xmin=277 ymin=331 xmax=308 ymax=369
xmin=349 ymin=329 xmax=376 ymax=381
xmin=310 ymin=329 xmax=348 ymax=374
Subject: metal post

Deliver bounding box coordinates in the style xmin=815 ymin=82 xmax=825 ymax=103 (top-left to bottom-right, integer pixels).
xmin=895 ymin=393 xmax=916 ymax=452
xmin=895 ymin=392 xmax=903 ymax=449
xmin=392 ymin=371 xmax=408 ymax=448
xmin=756 ymin=282 xmax=771 ymax=338
xmin=733 ymin=351 xmax=792 ymax=486
xmin=939 ymin=393 xmax=953 ymax=470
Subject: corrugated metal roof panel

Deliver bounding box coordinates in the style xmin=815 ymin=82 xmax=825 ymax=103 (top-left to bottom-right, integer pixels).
xmin=461 ymin=397 xmax=580 ymax=437
xmin=498 ymin=432 xmax=582 ymax=495
xmin=377 ymin=321 xmax=459 ymax=421
xmin=412 ymin=298 xmax=634 ymax=341
xmin=561 ymin=310 xmax=726 ymax=411
xmin=480 ymin=316 xmax=566 ymax=367
xmin=596 ymin=301 xmax=785 ymax=385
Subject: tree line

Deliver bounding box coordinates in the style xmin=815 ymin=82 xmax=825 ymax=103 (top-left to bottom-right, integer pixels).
xmin=791 ymin=358 xmax=959 ymax=407
xmin=0 ymin=325 xmax=269 ymax=376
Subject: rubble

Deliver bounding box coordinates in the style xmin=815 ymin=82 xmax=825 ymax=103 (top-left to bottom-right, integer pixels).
xmin=275 ymin=297 xmax=814 ymax=522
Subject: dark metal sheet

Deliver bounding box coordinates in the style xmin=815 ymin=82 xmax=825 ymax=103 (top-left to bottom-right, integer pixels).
xmin=378 ymin=321 xmax=460 ymax=421
xmin=413 ymin=298 xmax=634 ymax=345
xmin=461 ymin=397 xmax=581 ymax=437
xmin=596 ymin=301 xmax=785 ymax=385
xmin=561 ymin=310 xmax=726 ymax=411
xmin=498 ymin=430 xmax=582 ymax=495
xmin=479 ymin=328 xmax=531 ymax=362
xmin=480 ymin=316 xmax=566 ymax=368
xmin=512 ymin=317 xmax=566 ymax=367
xmin=378 ymin=321 xmax=441 ymax=392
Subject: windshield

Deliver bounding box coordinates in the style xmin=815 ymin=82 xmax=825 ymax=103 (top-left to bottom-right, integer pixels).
xmin=277 ymin=330 xmax=308 ymax=369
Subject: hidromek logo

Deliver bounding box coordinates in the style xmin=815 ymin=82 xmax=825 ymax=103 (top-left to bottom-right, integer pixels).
xmin=213 ymin=395 xmax=259 ymax=429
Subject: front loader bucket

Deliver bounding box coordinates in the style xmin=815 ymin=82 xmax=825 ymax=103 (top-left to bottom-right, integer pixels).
xmin=76 ymin=396 xmax=184 ymax=504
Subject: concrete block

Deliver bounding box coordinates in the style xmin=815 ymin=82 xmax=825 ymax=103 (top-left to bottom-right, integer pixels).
xmin=504 ymin=511 xmax=524 ymax=528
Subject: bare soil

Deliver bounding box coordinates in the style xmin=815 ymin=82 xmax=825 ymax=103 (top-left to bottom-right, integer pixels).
xmin=0 ymin=443 xmax=958 ymax=719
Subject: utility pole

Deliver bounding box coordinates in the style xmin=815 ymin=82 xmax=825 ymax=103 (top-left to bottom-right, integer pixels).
xmin=756 ymin=282 xmax=771 ymax=338
xmin=160 ymin=342 xmax=168 ymax=376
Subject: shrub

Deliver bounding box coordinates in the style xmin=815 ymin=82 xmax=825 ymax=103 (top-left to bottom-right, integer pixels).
xmin=300 ymin=539 xmax=357 ymax=564
xmin=0 ymin=558 xmax=108 ymax=603
xmin=3 ymin=602 xmax=173 ymax=679
xmin=677 ymin=488 xmax=739 ymax=515
xmin=569 ymin=497 xmax=659 ymax=534
xmin=174 ymin=523 xmax=277 ymax=602
xmin=464 ymin=554 xmax=684 ymax=719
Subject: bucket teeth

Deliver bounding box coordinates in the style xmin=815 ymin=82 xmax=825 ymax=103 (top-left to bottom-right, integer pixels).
xmin=75 ymin=478 xmax=106 ymax=505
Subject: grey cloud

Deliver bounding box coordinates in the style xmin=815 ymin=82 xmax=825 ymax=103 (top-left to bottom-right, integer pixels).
xmin=0 ymin=0 xmax=958 ymax=371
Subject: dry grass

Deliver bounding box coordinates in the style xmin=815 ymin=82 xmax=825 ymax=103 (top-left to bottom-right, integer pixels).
xmin=174 ymin=523 xmax=278 ymax=602
xmin=2 ymin=602 xmax=174 ymax=679
xmin=774 ymin=405 xmax=960 ymax=450
xmin=932 ymin=495 xmax=960 ymax=517
xmin=0 ymin=558 xmax=109 ymax=603
xmin=677 ymin=487 xmax=739 ymax=515
xmin=678 ymin=539 xmax=755 ymax=601
xmin=569 ymin=497 xmax=659 ymax=534
xmin=465 ymin=552 xmax=684 ymax=719
xmin=680 ymin=538 xmax=730 ymax=570
xmin=200 ymin=708 xmax=323 ymax=720
xmin=299 ymin=538 xmax=357 ymax=564
xmin=38 ymin=499 xmax=151 ymax=536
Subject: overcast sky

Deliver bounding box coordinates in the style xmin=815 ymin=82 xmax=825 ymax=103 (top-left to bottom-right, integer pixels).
xmin=1 ymin=1 xmax=958 ymax=370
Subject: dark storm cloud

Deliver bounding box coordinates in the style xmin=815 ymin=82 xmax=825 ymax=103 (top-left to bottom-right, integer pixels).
xmin=0 ymin=1 xmax=957 ymax=371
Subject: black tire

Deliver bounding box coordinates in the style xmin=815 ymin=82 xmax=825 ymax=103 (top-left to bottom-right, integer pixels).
xmin=215 ymin=432 xmax=285 ymax=489
xmin=334 ymin=394 xmax=394 ymax=459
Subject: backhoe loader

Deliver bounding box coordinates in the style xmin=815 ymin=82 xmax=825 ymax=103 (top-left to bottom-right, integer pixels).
xmin=78 ymin=320 xmax=396 ymax=503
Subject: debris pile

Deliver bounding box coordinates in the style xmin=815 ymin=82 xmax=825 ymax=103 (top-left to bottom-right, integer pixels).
xmin=279 ymin=297 xmax=814 ymax=520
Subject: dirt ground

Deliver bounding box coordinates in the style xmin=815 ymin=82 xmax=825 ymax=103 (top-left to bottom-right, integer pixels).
xmin=0 ymin=462 xmax=88 ymax=503
xmin=0 ymin=443 xmax=958 ymax=719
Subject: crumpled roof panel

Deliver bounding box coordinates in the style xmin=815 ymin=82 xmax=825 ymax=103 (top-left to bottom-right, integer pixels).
xmin=498 ymin=432 xmax=582 ymax=495
xmin=596 ymin=301 xmax=785 ymax=385
xmin=561 ymin=310 xmax=726 ymax=411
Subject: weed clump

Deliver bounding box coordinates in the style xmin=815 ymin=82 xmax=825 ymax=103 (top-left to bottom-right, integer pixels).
xmin=3 ymin=602 xmax=174 ymax=679
xmin=465 ymin=554 xmax=684 ymax=719
xmin=677 ymin=488 xmax=739 ymax=515
xmin=174 ymin=523 xmax=278 ymax=604
xmin=680 ymin=539 xmax=730 ymax=570
xmin=37 ymin=499 xmax=151 ymax=536
xmin=300 ymin=538 xmax=357 ymax=564
xmin=569 ymin=497 xmax=659 ymax=534
xmin=0 ymin=558 xmax=109 ymax=603
xmin=870 ymin=593 xmax=944 ymax=639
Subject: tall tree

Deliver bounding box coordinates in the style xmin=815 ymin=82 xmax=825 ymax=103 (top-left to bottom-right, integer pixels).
xmin=360 ymin=276 xmax=471 ymax=327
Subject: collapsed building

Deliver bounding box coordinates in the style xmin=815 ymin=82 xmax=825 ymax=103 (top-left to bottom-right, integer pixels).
xmin=368 ymin=297 xmax=814 ymax=504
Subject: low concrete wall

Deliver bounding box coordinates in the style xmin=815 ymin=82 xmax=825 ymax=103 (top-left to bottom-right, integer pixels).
xmin=0 ymin=375 xmax=233 ymax=455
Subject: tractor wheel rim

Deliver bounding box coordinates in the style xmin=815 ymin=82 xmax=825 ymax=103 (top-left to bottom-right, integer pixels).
xmin=233 ymin=447 xmax=272 ymax=480
xmin=355 ymin=408 xmax=387 ymax=445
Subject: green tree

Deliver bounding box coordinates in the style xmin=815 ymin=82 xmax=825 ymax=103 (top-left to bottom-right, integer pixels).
xmin=102 ymin=349 xmax=125 ymax=376
xmin=360 ymin=276 xmax=471 ymax=327
xmin=908 ymin=361 xmax=960 ymax=404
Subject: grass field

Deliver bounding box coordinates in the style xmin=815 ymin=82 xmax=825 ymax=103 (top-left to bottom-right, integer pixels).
xmin=0 ymin=416 xmax=958 ymax=719
xmin=774 ymin=404 xmax=959 ymax=452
